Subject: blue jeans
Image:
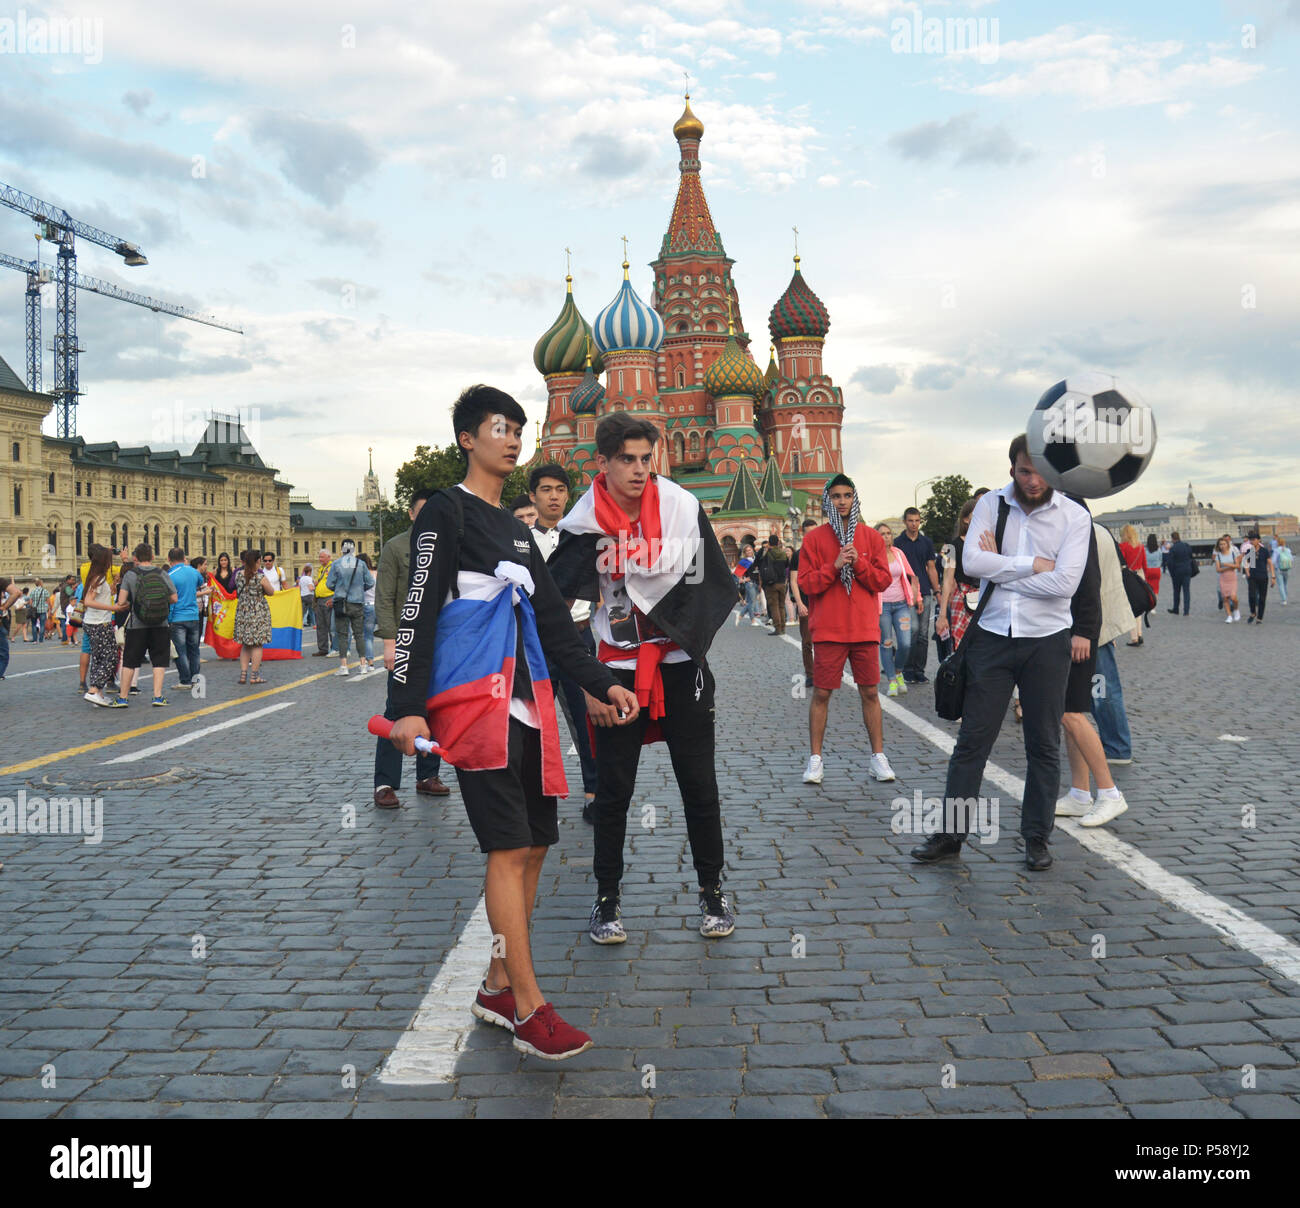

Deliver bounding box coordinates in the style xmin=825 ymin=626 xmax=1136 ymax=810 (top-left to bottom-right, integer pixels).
xmin=738 ymin=579 xmax=760 ymax=620
xmin=363 ymin=605 xmax=376 ymax=661
xmin=1277 ymin=568 xmax=1288 ymax=604
xmin=0 ymin=624 xmax=9 ymax=677
xmin=170 ymin=620 xmax=203 ymax=684
xmin=1089 ymin=641 xmax=1132 ymax=760
xmin=879 ymin=600 xmax=914 ymax=679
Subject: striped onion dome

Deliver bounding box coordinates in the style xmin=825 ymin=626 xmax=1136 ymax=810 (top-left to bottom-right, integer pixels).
xmin=593 ymin=261 xmax=665 ymax=355
xmin=534 ymin=277 xmax=604 ymax=376
xmin=705 ymin=332 xmax=765 ymax=399
xmin=768 ymin=256 xmax=830 ymax=340
xmin=570 ymin=364 xmax=605 ymax=415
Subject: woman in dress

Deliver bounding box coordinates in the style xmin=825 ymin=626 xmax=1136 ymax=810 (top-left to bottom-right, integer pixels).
xmin=1119 ymin=525 xmax=1148 ymax=644
xmin=213 ymin=551 xmax=238 ymax=594
xmin=232 ymin=548 xmax=278 ymax=683
xmin=1143 ymin=533 xmax=1162 ymax=613
xmin=875 ymin=522 xmax=921 ymax=697
xmin=1213 ymin=534 xmax=1241 ymax=623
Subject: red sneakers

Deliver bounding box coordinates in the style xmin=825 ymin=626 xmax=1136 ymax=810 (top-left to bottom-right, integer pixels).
xmin=471 ymin=981 xmax=516 ymax=1031
xmin=512 ymin=1003 xmax=593 ymax=1060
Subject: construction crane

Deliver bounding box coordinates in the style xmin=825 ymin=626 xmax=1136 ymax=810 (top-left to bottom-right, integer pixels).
xmin=0 ymin=249 xmax=243 ymax=397
xmin=0 ymin=180 xmax=241 ymax=438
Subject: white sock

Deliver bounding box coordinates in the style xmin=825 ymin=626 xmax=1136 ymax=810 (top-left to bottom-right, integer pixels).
xmin=1069 ymin=787 xmax=1092 ymax=803
xmin=1098 ymin=787 xmax=1122 ymax=800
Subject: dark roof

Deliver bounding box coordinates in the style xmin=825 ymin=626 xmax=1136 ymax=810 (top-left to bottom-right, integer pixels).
xmin=758 ymin=457 xmax=788 ymax=505
xmin=0 ymin=353 xmax=27 ymax=392
xmin=191 ymin=416 xmax=271 ymax=470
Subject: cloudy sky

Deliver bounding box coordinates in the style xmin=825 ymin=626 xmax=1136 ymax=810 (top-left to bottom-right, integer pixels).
xmin=1 ymin=0 xmax=1297 ymax=522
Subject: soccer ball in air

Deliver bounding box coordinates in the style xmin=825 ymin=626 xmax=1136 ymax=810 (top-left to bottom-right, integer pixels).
xmin=1025 ymin=373 xmax=1156 ymax=499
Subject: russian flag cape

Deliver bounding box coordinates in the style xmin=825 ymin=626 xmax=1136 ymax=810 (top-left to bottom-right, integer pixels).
xmin=423 ymin=563 xmax=568 ymax=798
xmin=204 ymin=573 xmax=303 ymax=660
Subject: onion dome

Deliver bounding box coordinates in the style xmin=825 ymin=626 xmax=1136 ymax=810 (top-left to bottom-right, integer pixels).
xmin=534 ymin=276 xmax=604 ymax=376
xmin=569 ymin=341 xmax=605 ymax=415
xmin=705 ymin=330 xmax=765 ymax=399
xmin=768 ymin=255 xmax=830 ymax=341
xmin=763 ymin=344 xmax=779 ymax=390
xmin=673 ymin=93 xmax=704 ymax=142
xmin=593 ymin=258 xmax=665 ymax=354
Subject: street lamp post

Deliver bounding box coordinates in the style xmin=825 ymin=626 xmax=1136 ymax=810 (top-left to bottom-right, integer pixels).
xmin=914 ymin=476 xmax=941 ymax=511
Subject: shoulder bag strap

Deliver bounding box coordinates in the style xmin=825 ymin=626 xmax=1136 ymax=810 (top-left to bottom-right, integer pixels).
xmin=966 ymin=496 xmax=1011 ymax=630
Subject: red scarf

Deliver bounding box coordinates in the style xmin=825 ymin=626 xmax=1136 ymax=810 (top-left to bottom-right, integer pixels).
xmin=591 ymin=472 xmax=673 ymax=725
xmin=592 ymin=472 xmax=661 ymax=578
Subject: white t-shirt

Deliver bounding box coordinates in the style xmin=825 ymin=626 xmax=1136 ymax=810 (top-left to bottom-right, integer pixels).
xmin=262 ymin=566 xmax=283 ymax=593
xmin=299 ymin=573 xmax=314 ymax=597
xmin=82 ymin=578 xmax=115 ymax=626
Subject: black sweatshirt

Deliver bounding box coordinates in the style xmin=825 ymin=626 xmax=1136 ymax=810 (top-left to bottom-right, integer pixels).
xmin=1070 ymin=526 xmax=1102 ymax=647
xmin=388 ymin=487 xmax=618 ymax=721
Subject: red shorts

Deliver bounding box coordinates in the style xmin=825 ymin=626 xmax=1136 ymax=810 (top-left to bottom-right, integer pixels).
xmin=812 ymin=640 xmax=880 ymax=690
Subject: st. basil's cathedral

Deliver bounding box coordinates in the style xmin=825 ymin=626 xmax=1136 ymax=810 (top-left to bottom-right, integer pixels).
xmin=530 ymin=94 xmax=846 ymax=559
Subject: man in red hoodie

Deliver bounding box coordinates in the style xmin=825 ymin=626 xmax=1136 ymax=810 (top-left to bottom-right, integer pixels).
xmin=799 ymin=474 xmax=898 ymax=786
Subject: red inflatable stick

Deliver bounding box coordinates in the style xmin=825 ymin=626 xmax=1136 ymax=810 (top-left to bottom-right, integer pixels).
xmin=367 ymin=714 xmax=445 ymax=757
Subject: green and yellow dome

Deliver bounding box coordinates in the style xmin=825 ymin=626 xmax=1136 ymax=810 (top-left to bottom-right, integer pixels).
xmin=534 ymin=276 xmax=604 ymax=376
xmin=705 ymin=331 xmax=765 ymax=399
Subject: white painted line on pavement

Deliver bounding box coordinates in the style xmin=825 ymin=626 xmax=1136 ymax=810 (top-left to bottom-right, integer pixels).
xmin=5 ymin=662 xmax=79 ymax=678
xmin=780 ymin=633 xmax=1300 ymax=987
xmin=103 ymin=700 xmax=296 ymax=764
xmin=377 ymin=896 xmax=494 ymax=1084
xmin=345 ymin=668 xmax=384 ymax=685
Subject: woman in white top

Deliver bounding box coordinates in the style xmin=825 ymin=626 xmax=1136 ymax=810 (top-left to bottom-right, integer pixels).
xmin=359 ymin=553 xmax=377 ymax=672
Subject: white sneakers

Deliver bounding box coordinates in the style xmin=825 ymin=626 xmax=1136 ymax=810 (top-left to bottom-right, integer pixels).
xmin=804 ymin=753 xmax=897 ymax=783
xmin=336 ymin=663 xmax=349 ymax=676
xmin=1055 ymin=791 xmax=1093 ymax=817
xmin=1081 ymin=792 xmax=1128 ymax=827
xmin=751 ymin=618 xmax=763 ymax=627
xmin=1233 ymin=610 xmax=1241 ymax=621
xmin=1224 ymin=615 xmax=1234 ymax=623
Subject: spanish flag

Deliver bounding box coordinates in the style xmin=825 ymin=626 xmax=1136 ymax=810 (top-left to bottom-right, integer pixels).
xmin=204 ymin=575 xmax=303 ymax=660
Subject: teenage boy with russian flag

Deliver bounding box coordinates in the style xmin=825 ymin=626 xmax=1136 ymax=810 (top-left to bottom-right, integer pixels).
xmin=548 ymin=412 xmax=738 ymax=946
xmin=387 ymin=385 xmax=639 ymax=1061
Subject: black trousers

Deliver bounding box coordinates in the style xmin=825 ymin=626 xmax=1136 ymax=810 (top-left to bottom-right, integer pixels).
xmin=942 ymin=627 xmax=1071 ymax=843
xmin=1248 ymin=577 xmax=1269 ymax=620
xmin=1170 ymin=572 xmax=1190 ymax=614
xmin=592 ymin=660 xmax=724 ymax=896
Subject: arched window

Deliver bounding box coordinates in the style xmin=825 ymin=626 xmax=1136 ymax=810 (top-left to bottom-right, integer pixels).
xmin=121 ymin=524 xmax=128 ymax=549
xmin=10 ymin=441 xmax=18 ymax=461
xmin=12 ymin=484 xmax=20 ymax=516
xmin=793 ymin=451 xmax=800 ymax=474
xmin=75 ymin=521 xmax=82 ymax=557
xmin=675 ymin=367 xmax=685 ymax=388
xmin=48 ymin=472 xmax=54 ymax=493
xmin=721 ymin=535 xmax=738 ymax=564
xmin=47 ymin=528 xmax=57 ymax=554
xmin=183 ymin=525 xmax=190 ymax=554
xmin=173 ymin=526 xmax=180 ymax=549
xmin=675 ymin=321 xmax=688 ymax=334
xmin=617 ymin=370 xmax=624 ymax=394
xmin=689 ymin=431 xmax=701 ymax=457
xmin=153 ymin=524 xmax=160 ymax=554
xmin=111 ymin=522 xmax=118 ymax=548
xmin=202 ymin=529 xmax=208 ymax=556
xmin=673 ymin=433 xmax=685 ymax=462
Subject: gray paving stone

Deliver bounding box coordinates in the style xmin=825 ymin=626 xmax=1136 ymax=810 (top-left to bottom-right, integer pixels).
xmin=826 ymin=1090 xmax=931 ymax=1118
xmin=1016 ymin=1079 xmax=1118 ymax=1109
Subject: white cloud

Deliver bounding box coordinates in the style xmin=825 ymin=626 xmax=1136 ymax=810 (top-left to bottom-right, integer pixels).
xmin=817 ymin=174 xmax=841 ymax=187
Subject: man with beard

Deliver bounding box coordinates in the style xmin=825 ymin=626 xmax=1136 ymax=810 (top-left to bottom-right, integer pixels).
xmin=911 ymin=433 xmax=1092 ymax=871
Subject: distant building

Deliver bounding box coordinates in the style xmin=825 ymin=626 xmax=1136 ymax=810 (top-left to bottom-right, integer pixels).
xmin=1 ymin=354 xmax=292 ymax=579
xmin=1096 ymin=484 xmax=1237 ymax=544
xmin=288 ymin=498 xmax=382 ymax=564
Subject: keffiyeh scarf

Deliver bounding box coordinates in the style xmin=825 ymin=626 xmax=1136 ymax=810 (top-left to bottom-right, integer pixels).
xmin=822 ymin=480 xmax=861 ymax=596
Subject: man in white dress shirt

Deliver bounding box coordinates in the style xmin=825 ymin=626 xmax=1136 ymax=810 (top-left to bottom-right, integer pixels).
xmin=912 ymin=433 xmax=1092 ymax=871
xmin=529 ymin=462 xmax=599 ymax=823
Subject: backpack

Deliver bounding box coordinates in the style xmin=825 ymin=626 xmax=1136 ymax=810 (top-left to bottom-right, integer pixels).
xmin=132 ymin=566 xmax=173 ymax=626
xmin=1280 ymin=547 xmax=1293 ymax=571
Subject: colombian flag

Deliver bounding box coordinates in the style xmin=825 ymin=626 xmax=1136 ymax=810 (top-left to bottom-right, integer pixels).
xmin=204 ymin=575 xmax=303 ymax=660
xmin=426 ymin=579 xmax=567 ymax=797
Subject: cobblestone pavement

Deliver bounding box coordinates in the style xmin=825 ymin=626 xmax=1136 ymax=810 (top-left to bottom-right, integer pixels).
xmin=1 ymin=578 xmax=1297 ymax=1120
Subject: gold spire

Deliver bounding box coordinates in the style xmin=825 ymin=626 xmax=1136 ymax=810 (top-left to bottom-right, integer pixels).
xmin=793 ymin=225 xmax=801 ymax=272
xmin=620 ymin=234 xmax=630 ymax=279
xmin=367 ymin=446 xmax=373 ymax=472
xmin=726 ymin=292 xmax=735 ymax=335
xmin=584 ymin=335 xmax=593 ymax=369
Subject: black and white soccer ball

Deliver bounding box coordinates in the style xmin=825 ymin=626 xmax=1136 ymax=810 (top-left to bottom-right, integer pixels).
xmin=1025 ymin=373 xmax=1156 ymax=499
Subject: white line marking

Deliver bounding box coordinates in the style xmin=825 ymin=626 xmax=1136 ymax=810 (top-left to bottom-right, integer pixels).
xmin=780 ymin=633 xmax=1300 ymax=987
xmin=4 ymin=662 xmax=79 ymax=678
xmin=345 ymin=668 xmax=383 ymax=685
xmin=378 ymin=897 xmax=493 ymax=1084
xmin=1218 ymin=733 xmax=1250 ymax=743
xmin=103 ymin=700 xmax=296 ymax=764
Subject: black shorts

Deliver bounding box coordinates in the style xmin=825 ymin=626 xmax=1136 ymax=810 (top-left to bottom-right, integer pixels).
xmin=123 ymin=625 xmax=172 ymax=670
xmin=456 ymin=716 xmax=558 ymax=852
xmin=1064 ymin=645 xmax=1098 ymax=713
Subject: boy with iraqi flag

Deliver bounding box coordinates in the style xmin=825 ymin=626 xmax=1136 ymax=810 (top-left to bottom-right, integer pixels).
xmin=547 ymin=411 xmax=739 ymax=947
xmin=385 ymin=385 xmax=639 ymax=1061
